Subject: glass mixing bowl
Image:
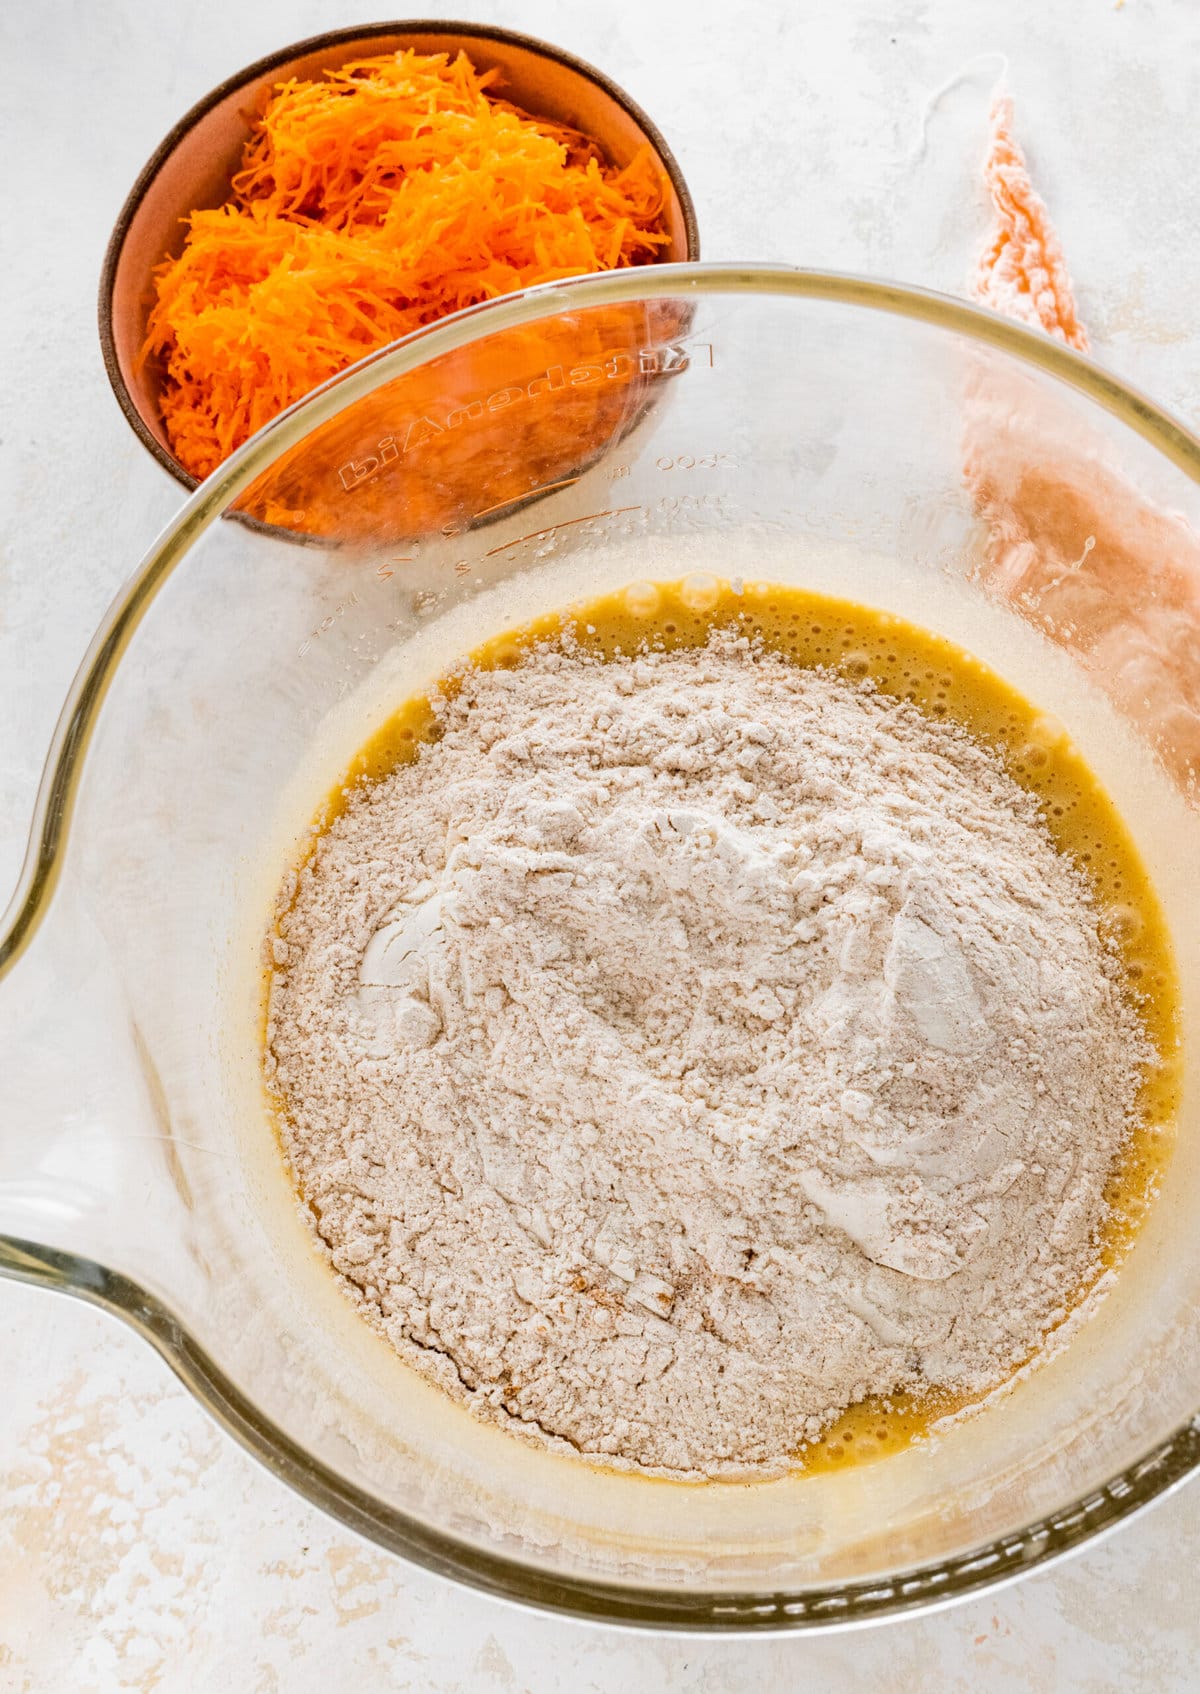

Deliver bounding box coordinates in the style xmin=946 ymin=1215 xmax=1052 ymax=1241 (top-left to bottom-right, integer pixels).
xmin=2 ymin=266 xmax=1198 ymax=1631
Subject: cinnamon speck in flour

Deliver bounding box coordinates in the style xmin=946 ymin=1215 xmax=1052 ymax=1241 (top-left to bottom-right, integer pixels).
xmin=266 ymin=631 xmax=1149 ymax=1478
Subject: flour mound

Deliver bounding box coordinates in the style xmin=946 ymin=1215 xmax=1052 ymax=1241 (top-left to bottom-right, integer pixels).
xmin=267 ymin=634 xmax=1148 ymax=1478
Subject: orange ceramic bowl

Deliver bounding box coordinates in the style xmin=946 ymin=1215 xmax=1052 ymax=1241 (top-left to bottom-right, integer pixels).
xmin=97 ymin=20 xmax=700 ymax=498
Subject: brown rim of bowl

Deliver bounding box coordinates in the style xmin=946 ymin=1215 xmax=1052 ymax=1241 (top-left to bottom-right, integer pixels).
xmin=96 ymin=18 xmax=702 ymax=506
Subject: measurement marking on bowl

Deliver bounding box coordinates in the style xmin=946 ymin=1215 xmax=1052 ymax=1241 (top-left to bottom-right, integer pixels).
xmin=484 ymin=505 xmax=642 ymax=558
xmin=655 ymin=450 xmax=737 ymax=471
xmin=374 ymin=557 xmax=416 ymax=583
xmin=297 ymin=592 xmax=361 ymax=657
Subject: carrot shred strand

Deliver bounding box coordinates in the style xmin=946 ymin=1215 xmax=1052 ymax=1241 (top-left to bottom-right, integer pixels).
xmin=974 ymin=93 xmax=1089 ymax=351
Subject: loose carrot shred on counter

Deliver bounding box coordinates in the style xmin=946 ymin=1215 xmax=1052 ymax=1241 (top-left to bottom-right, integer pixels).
xmin=973 ymin=93 xmax=1089 ymax=351
xmin=140 ymin=49 xmax=672 ymax=480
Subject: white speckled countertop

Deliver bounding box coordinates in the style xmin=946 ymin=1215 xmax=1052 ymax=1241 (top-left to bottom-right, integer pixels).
xmin=3 ymin=1 xmax=1200 ymax=1686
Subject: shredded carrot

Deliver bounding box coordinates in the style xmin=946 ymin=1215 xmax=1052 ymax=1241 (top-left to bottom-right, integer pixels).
xmin=974 ymin=94 xmax=1089 ymax=350
xmin=142 ymin=50 xmax=671 ymax=480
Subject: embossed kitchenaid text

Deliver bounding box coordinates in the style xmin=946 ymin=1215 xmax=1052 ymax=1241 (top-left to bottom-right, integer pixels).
xmin=336 ymin=342 xmax=713 ymax=493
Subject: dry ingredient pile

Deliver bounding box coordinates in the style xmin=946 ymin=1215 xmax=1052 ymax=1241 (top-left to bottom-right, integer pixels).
xmin=266 ymin=632 xmax=1149 ymax=1479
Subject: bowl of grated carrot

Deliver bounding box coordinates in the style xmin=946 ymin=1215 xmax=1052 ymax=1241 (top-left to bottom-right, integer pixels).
xmin=99 ymin=21 xmax=698 ymax=535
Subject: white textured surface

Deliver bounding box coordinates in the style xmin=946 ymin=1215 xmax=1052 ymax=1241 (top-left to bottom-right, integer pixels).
xmin=2 ymin=0 xmax=1200 ymax=1687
